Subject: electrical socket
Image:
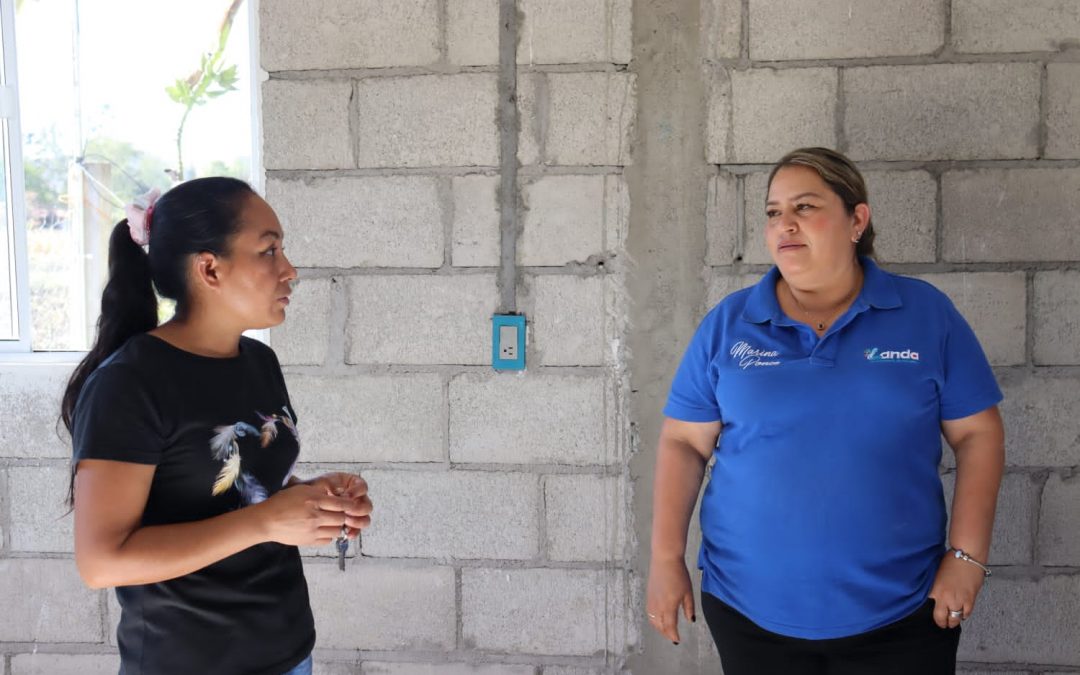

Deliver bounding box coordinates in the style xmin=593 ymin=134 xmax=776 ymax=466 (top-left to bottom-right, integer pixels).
xmin=499 ymin=325 xmax=518 ymax=360
xmin=492 ymin=314 xmax=526 ymax=371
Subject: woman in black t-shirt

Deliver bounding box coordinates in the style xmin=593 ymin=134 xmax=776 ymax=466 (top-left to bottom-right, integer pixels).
xmin=60 ymin=177 xmax=372 ymax=675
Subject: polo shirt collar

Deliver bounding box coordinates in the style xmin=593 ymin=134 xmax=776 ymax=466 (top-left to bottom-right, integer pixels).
xmin=741 ymin=256 xmax=901 ymax=325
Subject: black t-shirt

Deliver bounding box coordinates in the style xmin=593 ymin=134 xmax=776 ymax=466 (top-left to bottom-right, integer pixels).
xmin=72 ymin=333 xmax=315 ymax=675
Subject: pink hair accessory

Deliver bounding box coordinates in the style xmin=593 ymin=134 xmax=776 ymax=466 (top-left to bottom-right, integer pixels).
xmin=124 ymin=188 xmax=161 ymax=246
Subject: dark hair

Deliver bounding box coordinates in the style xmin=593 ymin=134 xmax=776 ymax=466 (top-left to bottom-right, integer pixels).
xmin=767 ymin=147 xmax=876 ymax=258
xmin=60 ymin=177 xmax=255 ymax=436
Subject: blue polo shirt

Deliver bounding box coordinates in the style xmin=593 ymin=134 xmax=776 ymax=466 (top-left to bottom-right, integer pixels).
xmin=664 ymin=258 xmax=1002 ymax=639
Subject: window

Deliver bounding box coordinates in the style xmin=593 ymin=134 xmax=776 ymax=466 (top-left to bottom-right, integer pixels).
xmin=3 ymin=0 xmax=256 ymax=354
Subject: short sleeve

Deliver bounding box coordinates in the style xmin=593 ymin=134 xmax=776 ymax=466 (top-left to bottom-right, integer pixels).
xmin=662 ymin=310 xmax=723 ymax=423
xmin=72 ymin=364 xmax=166 ymax=465
xmin=939 ymin=300 xmax=1003 ymax=421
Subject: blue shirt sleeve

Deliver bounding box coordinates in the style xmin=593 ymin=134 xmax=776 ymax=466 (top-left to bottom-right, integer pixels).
xmin=663 ymin=308 xmax=723 ymax=423
xmin=939 ymin=299 xmax=1003 ymax=421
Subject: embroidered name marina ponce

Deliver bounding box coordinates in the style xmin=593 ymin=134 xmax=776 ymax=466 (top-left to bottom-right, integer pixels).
xmin=730 ymin=341 xmax=781 ymax=369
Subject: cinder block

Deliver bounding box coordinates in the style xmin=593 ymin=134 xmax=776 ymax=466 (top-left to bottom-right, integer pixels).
xmin=704 ymin=272 xmax=760 ymax=313
xmin=355 ymin=75 xmax=499 ymax=168
xmin=705 ymin=173 xmax=739 ymax=265
xmin=462 ymin=567 xmax=629 ymax=654
xmin=862 ymin=171 xmax=937 ymax=264
xmin=10 ymin=654 xmax=118 ymax=675
xmin=107 ymin=589 xmax=120 ymax=646
xmin=1034 ymin=271 xmax=1080 ymax=365
xmin=942 ymin=472 xmax=1036 ymax=565
xmin=313 ymin=661 xmax=361 ymax=675
xmin=304 ymin=561 xmax=455 ymax=650
xmin=361 ymin=469 xmax=541 ymax=559
xmin=449 ymin=374 xmax=610 ymax=465
xmin=518 ymin=0 xmax=632 ymax=64
xmin=452 ymin=175 xmax=500 ymax=267
xmin=705 ymin=66 xmax=733 ymax=164
xmin=0 ymin=559 xmax=101 ymax=642
xmin=447 ymin=0 xmax=500 ymax=66
xmin=529 ymin=275 xmax=608 ymax=366
xmin=0 ymin=365 xmax=72 ymax=458
xmin=364 ymin=664 xmax=534 ymax=675
xmin=605 ymin=172 xmax=631 ymax=251
xmin=952 ymin=0 xmax=1080 ymax=53
xmin=8 ymin=464 xmax=73 ymax=553
xmin=702 ymin=0 xmax=743 ymax=60
xmin=346 ymin=275 xmax=496 ymax=365
xmin=999 ymin=374 xmax=1080 ymax=467
xmin=845 ymin=64 xmax=1040 ymax=161
xmin=741 ymin=172 xmax=772 ymax=265
xmin=269 ymin=277 xmax=332 ymax=366
xmin=749 ymin=0 xmax=944 ymax=60
xmin=1038 ymin=472 xmax=1080 ymax=566
xmin=262 ymin=80 xmax=353 ymax=170
xmin=266 ymin=176 xmax=444 ymax=269
xmin=520 ymin=175 xmax=606 ymax=266
xmin=545 ymin=474 xmax=627 ymax=561
xmin=916 ymin=272 xmax=1026 ymax=367
xmin=260 ymin=0 xmax=439 ymax=71
xmin=286 ymin=373 xmax=444 ymax=463
xmin=943 ymin=169 xmax=1080 ymax=262
xmin=732 ymin=68 xmax=838 ymax=164
xmin=517 ymin=73 xmax=543 ymax=166
xmin=958 ymin=575 xmax=1080 ymax=665
xmin=546 ymin=72 xmax=636 ymax=166
xmin=1048 ymin=64 xmax=1080 ymax=160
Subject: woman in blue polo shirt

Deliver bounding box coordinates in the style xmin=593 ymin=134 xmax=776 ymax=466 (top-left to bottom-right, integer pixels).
xmin=646 ymin=147 xmax=1005 ymax=674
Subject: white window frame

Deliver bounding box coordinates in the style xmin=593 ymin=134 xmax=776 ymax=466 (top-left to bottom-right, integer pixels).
xmin=0 ymin=0 xmax=31 ymax=355
xmin=0 ymin=0 xmax=264 ymax=362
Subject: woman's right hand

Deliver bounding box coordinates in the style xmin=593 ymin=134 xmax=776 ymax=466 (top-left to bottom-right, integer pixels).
xmin=255 ymin=484 xmax=371 ymax=547
xmin=646 ymin=555 xmax=696 ymax=644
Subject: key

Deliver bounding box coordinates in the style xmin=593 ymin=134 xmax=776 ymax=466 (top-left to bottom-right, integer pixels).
xmin=336 ymin=526 xmax=349 ymax=571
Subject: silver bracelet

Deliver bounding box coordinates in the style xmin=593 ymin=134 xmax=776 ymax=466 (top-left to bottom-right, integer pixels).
xmin=949 ymin=547 xmax=992 ymax=578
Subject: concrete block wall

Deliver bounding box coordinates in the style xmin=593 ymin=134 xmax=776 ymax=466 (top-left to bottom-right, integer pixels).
xmin=1 ymin=1 xmax=1077 ymax=674
xmin=683 ymin=0 xmax=1080 ymax=672
xmin=260 ymin=0 xmax=635 ymax=673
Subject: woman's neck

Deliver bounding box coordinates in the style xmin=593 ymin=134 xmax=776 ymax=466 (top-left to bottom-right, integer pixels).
xmin=783 ymin=261 xmax=864 ymax=314
xmin=150 ymin=313 xmax=245 ymax=358
xmin=777 ymin=260 xmax=864 ymax=334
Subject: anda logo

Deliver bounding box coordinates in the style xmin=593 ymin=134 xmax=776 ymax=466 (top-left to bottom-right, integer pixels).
xmin=864 ymin=347 xmax=920 ymax=363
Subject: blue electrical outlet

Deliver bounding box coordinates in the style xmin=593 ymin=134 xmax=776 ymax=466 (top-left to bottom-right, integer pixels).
xmin=492 ymin=314 xmax=526 ymax=371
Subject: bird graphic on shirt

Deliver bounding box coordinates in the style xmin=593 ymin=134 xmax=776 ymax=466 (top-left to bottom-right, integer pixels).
xmin=256 ymin=406 xmax=301 ymax=486
xmin=209 ymin=421 xmax=269 ymax=504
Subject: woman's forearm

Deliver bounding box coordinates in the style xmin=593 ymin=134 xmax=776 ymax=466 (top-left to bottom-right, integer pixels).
xmin=76 ymin=505 xmax=269 ymax=589
xmin=651 ymin=437 xmax=708 ymax=561
xmin=948 ymin=430 xmax=1005 ymax=563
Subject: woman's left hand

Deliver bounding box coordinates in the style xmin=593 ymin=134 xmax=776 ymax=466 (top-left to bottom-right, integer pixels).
xmin=302 ymin=472 xmax=372 ymax=538
xmin=928 ymin=554 xmax=986 ymax=629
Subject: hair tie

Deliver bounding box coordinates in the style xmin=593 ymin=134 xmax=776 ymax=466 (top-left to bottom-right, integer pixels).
xmin=124 ymin=188 xmax=161 ymax=247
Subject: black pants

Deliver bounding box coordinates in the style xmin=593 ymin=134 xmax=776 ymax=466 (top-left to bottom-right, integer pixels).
xmin=702 ymin=592 xmax=961 ymax=675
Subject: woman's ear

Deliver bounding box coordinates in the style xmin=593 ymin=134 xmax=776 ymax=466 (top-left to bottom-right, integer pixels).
xmin=191 ymin=252 xmax=224 ymax=294
xmin=852 ymin=203 xmax=871 ymax=240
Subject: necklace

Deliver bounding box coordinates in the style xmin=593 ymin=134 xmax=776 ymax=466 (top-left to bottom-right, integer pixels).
xmin=784 ymin=278 xmax=861 ymax=333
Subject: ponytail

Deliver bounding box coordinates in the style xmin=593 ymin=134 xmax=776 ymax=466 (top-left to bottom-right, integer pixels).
xmin=60 ymin=176 xmax=254 ymax=436
xmin=60 ymin=220 xmax=158 ymax=434
xmin=60 ymin=177 xmax=254 ymax=506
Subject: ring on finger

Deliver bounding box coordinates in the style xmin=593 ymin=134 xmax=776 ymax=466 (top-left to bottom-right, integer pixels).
xmin=647 ymin=613 xmax=658 ymax=620
xmin=948 ymin=609 xmax=964 ymax=620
